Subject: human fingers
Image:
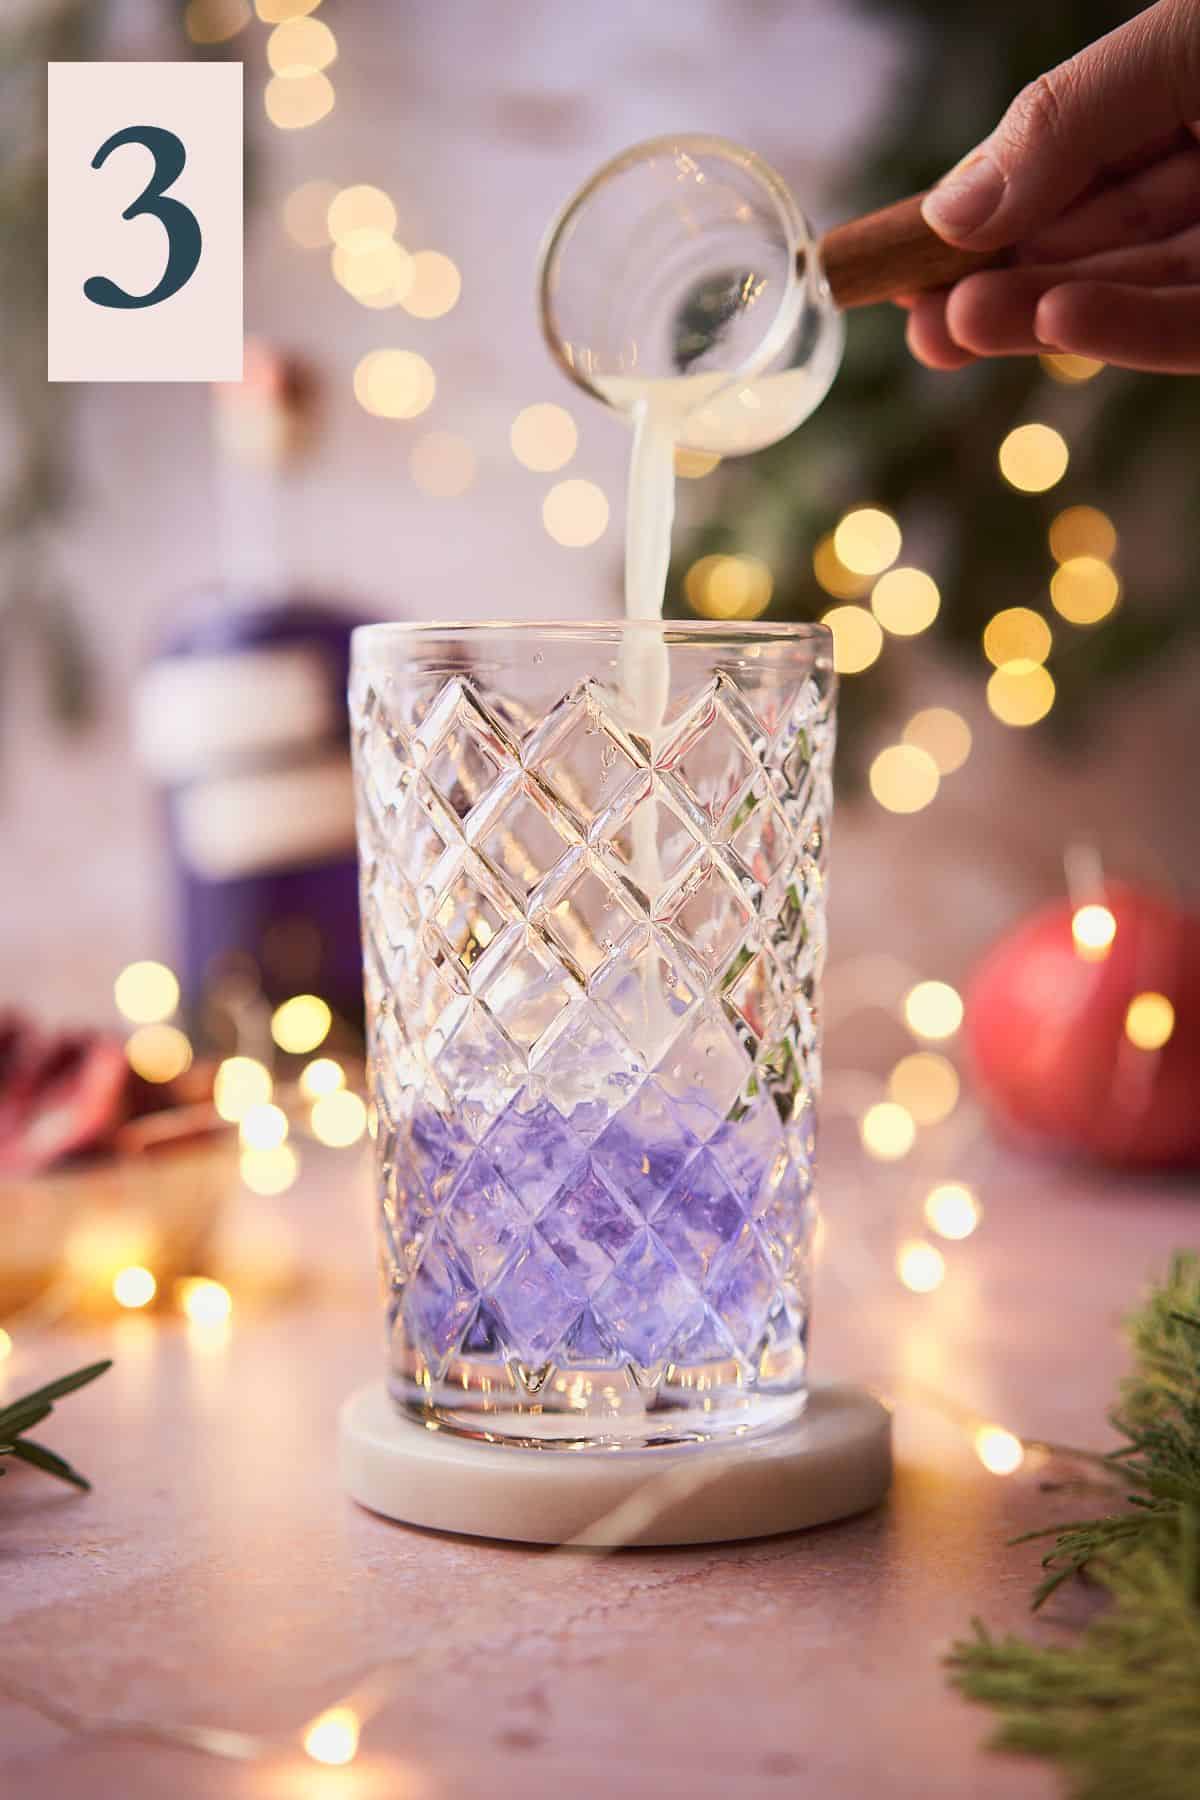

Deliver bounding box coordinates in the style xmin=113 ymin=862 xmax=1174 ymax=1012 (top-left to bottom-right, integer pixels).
xmin=1036 ymin=281 xmax=1200 ymax=371
xmin=1020 ymin=138 xmax=1200 ymax=261
xmin=905 ymin=292 xmax=978 ymax=369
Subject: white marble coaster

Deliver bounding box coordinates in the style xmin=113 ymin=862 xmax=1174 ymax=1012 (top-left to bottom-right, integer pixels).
xmin=338 ymin=1381 xmax=892 ymax=1546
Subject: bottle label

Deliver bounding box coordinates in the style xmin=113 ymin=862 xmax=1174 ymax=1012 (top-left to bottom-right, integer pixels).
xmin=176 ymin=752 xmax=356 ymax=881
xmin=134 ymin=645 xmax=337 ymax=782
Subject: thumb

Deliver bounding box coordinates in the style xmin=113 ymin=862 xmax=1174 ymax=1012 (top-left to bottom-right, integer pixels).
xmin=921 ymin=0 xmax=1200 ymax=251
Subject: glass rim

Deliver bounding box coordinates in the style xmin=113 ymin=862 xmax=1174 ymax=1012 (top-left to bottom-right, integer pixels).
xmin=353 ymin=618 xmax=833 ymax=654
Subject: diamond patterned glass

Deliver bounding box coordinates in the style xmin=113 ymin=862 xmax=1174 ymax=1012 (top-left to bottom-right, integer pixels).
xmin=351 ymin=622 xmax=835 ymax=1447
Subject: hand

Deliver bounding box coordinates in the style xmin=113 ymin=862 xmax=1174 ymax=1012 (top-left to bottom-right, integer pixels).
xmin=905 ymin=0 xmax=1200 ymax=373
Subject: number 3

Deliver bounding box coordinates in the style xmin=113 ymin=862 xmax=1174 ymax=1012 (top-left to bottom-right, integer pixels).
xmin=84 ymin=126 xmax=202 ymax=310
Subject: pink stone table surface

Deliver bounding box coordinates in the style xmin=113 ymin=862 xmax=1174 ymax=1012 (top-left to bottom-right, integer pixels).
xmin=2 ymin=1141 xmax=1196 ymax=1800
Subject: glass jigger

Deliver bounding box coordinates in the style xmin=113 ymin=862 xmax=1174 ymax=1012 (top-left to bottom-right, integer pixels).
xmin=539 ymin=132 xmax=986 ymax=454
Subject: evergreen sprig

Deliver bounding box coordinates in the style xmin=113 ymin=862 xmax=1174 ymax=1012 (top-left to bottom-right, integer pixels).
xmin=0 ymin=1359 xmax=112 ymax=1491
xmin=948 ymin=1254 xmax=1200 ymax=1800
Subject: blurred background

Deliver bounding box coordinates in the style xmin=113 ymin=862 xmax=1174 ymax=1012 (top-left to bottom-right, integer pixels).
xmin=1 ymin=0 xmax=1197 ymax=1327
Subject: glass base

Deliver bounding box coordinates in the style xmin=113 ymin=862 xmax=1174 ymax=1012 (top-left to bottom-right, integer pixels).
xmin=388 ymin=1340 xmax=807 ymax=1449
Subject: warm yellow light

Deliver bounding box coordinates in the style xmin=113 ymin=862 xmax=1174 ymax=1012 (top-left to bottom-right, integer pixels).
xmin=542 ymin=479 xmax=609 ymax=548
xmin=409 ymin=431 xmax=476 ymax=498
xmin=177 ymin=1277 xmax=233 ymax=1325
xmin=0 ymin=1327 xmax=12 ymax=1361
xmin=401 ymin=250 xmax=462 ymax=319
xmin=686 ymin=554 xmax=773 ymax=621
xmin=510 ymin=404 xmax=578 ymax=473
xmin=239 ymin=1102 xmax=290 ymax=1151
xmin=299 ymin=1057 xmax=345 ymax=1099
xmin=868 ymin=744 xmax=940 ymax=813
xmin=125 ymin=1025 xmax=193 ymax=1085
xmin=1049 ymin=505 xmax=1117 ymax=565
xmin=833 ymin=508 xmax=902 ymax=576
xmin=889 ymin=1052 xmax=960 ymax=1125
xmin=860 ymin=1101 xmax=917 ymax=1161
xmin=185 ymin=0 xmax=250 ymax=43
xmin=983 ymin=607 xmax=1052 ymax=668
xmin=240 ymin=1144 xmax=300 ymax=1196
xmin=821 ymin=604 xmax=883 ymax=675
xmin=266 ymin=14 xmax=336 ymax=75
xmin=986 ymin=660 xmax=1055 ymax=727
xmin=901 ymin=708 xmax=971 ymax=775
xmin=332 ymin=240 xmax=413 ymax=306
xmin=214 ymin=1056 xmax=273 ymax=1123
xmin=354 ymin=350 xmax=436 ymax=420
xmin=812 ymin=533 xmax=871 ymax=600
xmin=255 ymin=0 xmax=321 ymax=18
xmin=1050 ymin=556 xmax=1120 ymax=626
xmin=113 ymin=1266 xmax=157 ymax=1310
xmin=271 ymin=994 xmax=333 ymax=1055
xmin=1071 ymin=903 xmax=1117 ymax=960
xmin=997 ymin=423 xmax=1069 ymax=492
xmin=904 ymin=980 xmax=964 ymax=1041
xmin=326 ymin=184 xmax=396 ymax=249
xmin=675 ymin=448 xmax=722 ymax=479
xmin=303 ymin=1708 xmax=360 ymax=1767
xmin=283 ymin=179 xmax=339 ymax=249
xmin=114 ymin=960 xmax=180 ymax=1025
xmin=870 ymin=567 xmax=940 ymax=636
xmin=897 ymin=1239 xmax=945 ymax=1293
xmin=924 ymin=1182 xmax=982 ymax=1240
xmin=311 ymin=1089 xmax=368 ymax=1148
xmin=263 ymin=71 xmax=334 ymax=130
xmin=1124 ymin=991 xmax=1175 ymax=1052
xmin=1040 ymin=351 xmax=1103 ymax=385
xmin=975 ymin=1424 xmax=1025 ymax=1475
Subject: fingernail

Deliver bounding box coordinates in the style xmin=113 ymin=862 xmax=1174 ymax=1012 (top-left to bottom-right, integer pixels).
xmin=921 ymin=153 xmax=1006 ymax=241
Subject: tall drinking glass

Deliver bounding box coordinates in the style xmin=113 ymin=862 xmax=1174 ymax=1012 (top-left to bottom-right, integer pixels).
xmin=351 ymin=622 xmax=835 ymax=1447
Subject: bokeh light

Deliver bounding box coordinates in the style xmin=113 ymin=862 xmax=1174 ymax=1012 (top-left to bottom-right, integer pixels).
xmin=1124 ymin=991 xmax=1175 ymax=1051
xmin=271 ymin=994 xmax=332 ymax=1054
xmin=1071 ymin=903 xmax=1117 ymax=960
xmin=997 ymin=423 xmax=1069 ymax=492
xmin=1049 ymin=505 xmax=1117 ymax=564
xmin=401 ymin=250 xmax=462 ymax=318
xmin=889 ymin=1052 xmax=960 ymax=1125
xmin=542 ymin=479 xmax=609 ymax=547
xmin=266 ymin=15 xmax=337 ymax=75
xmin=113 ymin=1266 xmax=157 ymax=1309
xmin=299 ymin=1057 xmax=346 ymax=1099
xmin=263 ymin=71 xmax=334 ymax=130
xmin=125 ymin=1024 xmax=193 ymax=1085
xmin=409 ymin=431 xmax=476 ymax=498
xmin=675 ymin=448 xmax=722 ymax=479
xmin=241 ymin=1144 xmax=300 ymax=1195
xmin=1040 ymin=351 xmax=1103 ymax=384
xmin=982 ymin=607 xmax=1052 ymax=668
xmin=860 ymin=1101 xmax=917 ymax=1161
xmin=0 ymin=1327 xmax=12 ymax=1361
xmin=239 ymin=1102 xmax=290 ymax=1151
xmin=924 ymin=1182 xmax=982 ymax=1240
xmin=685 ymin=554 xmax=772 ymax=620
xmin=304 ymin=1708 xmax=360 ymax=1767
xmin=311 ymin=1089 xmax=368 ymax=1147
xmin=283 ymin=178 xmax=339 ymax=248
xmin=333 ymin=240 xmax=413 ymax=306
xmin=812 ymin=532 xmax=871 ymax=599
xmin=510 ymin=404 xmax=577 ymax=472
xmin=326 ymin=184 xmax=396 ymax=249
xmin=904 ymin=980 xmax=964 ymax=1041
xmin=986 ymin=660 xmax=1055 ymax=727
xmin=821 ymin=604 xmax=882 ymax=675
xmin=870 ymin=567 xmax=940 ymax=636
xmin=114 ymin=960 xmax=180 ymax=1024
xmin=869 ymin=744 xmax=940 ymax=813
xmin=897 ymin=1240 xmax=945 ymax=1293
xmin=901 ymin=708 xmax=971 ymax=775
xmin=185 ymin=0 xmax=250 ymax=43
xmin=177 ymin=1277 xmax=233 ymax=1325
xmin=255 ymin=0 xmax=321 ymax=18
xmin=214 ymin=1056 xmax=273 ymax=1123
xmin=354 ymin=350 xmax=436 ymax=419
xmin=1050 ymin=556 xmax=1120 ymax=625
xmin=974 ymin=1424 xmax=1024 ymax=1475
xmin=833 ymin=508 xmax=902 ymax=576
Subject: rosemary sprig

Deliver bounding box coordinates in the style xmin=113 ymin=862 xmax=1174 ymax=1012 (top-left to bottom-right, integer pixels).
xmin=0 ymin=1359 xmax=112 ymax=1492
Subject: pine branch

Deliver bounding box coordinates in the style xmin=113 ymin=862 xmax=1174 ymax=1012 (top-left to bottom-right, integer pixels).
xmin=0 ymin=1358 xmax=112 ymax=1492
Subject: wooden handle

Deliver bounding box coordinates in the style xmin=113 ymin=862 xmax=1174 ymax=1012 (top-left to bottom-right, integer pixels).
xmin=817 ymin=193 xmax=993 ymax=310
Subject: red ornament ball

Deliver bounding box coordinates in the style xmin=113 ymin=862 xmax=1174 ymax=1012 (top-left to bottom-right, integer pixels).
xmin=965 ymin=883 xmax=1200 ymax=1169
